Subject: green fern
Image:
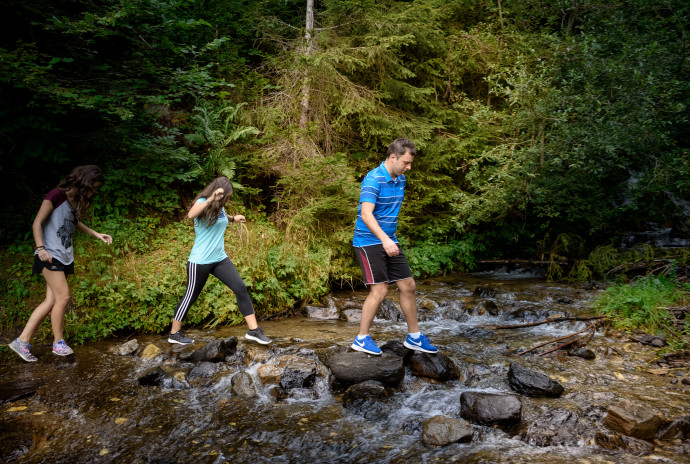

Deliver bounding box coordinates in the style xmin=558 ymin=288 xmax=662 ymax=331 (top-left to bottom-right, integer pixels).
xmin=188 ymin=101 xmax=259 ymax=180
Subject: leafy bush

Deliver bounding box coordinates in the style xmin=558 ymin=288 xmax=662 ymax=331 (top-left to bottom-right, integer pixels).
xmin=405 ymin=235 xmax=485 ymax=278
xmin=593 ymin=275 xmax=686 ymax=334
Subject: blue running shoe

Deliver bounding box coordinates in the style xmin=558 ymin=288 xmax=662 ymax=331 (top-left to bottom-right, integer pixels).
xmin=403 ymin=333 xmax=438 ymax=354
xmin=351 ymin=335 xmax=382 ymax=355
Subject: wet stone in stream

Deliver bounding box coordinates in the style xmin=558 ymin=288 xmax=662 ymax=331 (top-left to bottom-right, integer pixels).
xmin=508 ymin=362 xmax=565 ymax=398
xmin=421 ymin=415 xmax=474 ymax=446
xmin=460 ymin=391 xmax=523 ymax=427
xmin=327 ymin=351 xmax=405 ymax=386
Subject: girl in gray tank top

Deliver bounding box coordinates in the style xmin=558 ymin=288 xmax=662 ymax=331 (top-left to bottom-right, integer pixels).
xmin=8 ymin=165 xmax=113 ymax=362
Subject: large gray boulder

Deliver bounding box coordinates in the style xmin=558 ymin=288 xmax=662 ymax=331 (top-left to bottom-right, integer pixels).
xmin=407 ymin=352 xmax=458 ymax=381
xmin=567 ymin=348 xmax=596 ymax=360
xmin=108 ymin=339 xmax=139 ymax=356
xmin=508 ymin=362 xmax=564 ymax=398
xmin=187 ymin=362 xmax=222 ymax=380
xmin=460 ymin=391 xmax=522 ymax=426
xmin=306 ymin=305 xmax=339 ymax=319
xmin=328 ymin=352 xmax=404 ymax=386
xmin=341 ymin=380 xmax=393 ymax=420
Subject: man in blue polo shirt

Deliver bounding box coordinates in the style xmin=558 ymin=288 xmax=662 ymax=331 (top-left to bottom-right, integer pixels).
xmin=351 ymin=138 xmax=438 ymax=356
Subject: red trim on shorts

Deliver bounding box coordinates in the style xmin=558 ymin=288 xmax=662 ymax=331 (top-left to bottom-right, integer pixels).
xmin=358 ymin=248 xmax=374 ymax=284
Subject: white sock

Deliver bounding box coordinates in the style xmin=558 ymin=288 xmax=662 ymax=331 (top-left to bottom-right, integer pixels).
xmin=408 ymin=332 xmax=420 ymax=339
xmin=356 ymin=334 xmax=368 ymax=340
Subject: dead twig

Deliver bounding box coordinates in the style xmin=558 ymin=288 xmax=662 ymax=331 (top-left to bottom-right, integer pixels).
xmin=507 ymin=320 xmax=605 ymax=357
xmin=537 ymin=324 xmax=599 ymax=357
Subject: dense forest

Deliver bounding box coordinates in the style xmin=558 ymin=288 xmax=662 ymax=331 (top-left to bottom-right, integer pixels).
xmin=1 ymin=0 xmax=689 ymax=343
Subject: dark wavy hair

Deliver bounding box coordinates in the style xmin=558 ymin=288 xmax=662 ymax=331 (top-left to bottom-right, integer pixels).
xmin=387 ymin=138 xmax=417 ymax=158
xmin=57 ymin=165 xmax=104 ymax=214
xmin=193 ymin=177 xmax=233 ymax=226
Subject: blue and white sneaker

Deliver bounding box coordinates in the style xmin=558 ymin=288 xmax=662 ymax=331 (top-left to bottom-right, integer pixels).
xmin=403 ymin=333 xmax=438 ymax=354
xmin=351 ymin=335 xmax=382 ymax=356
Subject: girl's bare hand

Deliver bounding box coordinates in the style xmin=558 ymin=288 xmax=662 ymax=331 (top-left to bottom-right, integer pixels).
xmin=210 ymin=188 xmax=225 ymax=201
xmin=97 ymin=233 xmax=113 ymax=245
xmin=37 ymin=249 xmax=52 ymax=263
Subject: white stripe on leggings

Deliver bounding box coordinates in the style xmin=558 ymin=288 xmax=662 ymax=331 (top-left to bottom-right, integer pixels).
xmin=174 ymin=262 xmax=197 ymax=321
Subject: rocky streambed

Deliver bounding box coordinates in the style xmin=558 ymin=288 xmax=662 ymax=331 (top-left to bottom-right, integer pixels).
xmin=1 ymin=271 xmax=689 ymax=463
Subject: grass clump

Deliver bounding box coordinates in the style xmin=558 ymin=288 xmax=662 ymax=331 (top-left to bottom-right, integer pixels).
xmin=593 ymin=275 xmax=689 ymax=350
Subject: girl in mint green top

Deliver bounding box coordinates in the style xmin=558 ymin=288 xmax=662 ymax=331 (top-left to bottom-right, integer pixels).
xmin=188 ymin=197 xmax=230 ymax=264
xmin=169 ymin=177 xmax=272 ymax=346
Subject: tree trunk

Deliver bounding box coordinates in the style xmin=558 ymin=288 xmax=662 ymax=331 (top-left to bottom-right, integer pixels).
xmin=299 ymin=0 xmax=314 ymax=130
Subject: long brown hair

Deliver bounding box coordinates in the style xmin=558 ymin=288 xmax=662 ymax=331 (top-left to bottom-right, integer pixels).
xmin=57 ymin=165 xmax=104 ymax=215
xmin=194 ymin=177 xmax=233 ymax=226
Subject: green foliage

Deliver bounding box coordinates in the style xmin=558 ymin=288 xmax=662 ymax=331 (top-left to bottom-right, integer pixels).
xmin=452 ymin=0 xmax=690 ymax=249
xmin=274 ymin=156 xmax=359 ymax=240
xmin=187 ymin=101 xmax=260 ymax=181
xmin=557 ymin=245 xmax=690 ymax=282
xmin=0 ymin=243 xmax=38 ymax=336
xmin=405 ymin=236 xmax=485 ymax=278
xmin=594 ymin=275 xmax=687 ymax=338
xmin=541 ymin=233 xmax=586 ymax=281
xmin=0 ymin=0 xmax=233 ymax=116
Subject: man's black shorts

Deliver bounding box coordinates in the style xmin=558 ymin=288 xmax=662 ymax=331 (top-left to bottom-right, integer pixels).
xmin=32 ymin=254 xmax=74 ymax=275
xmin=354 ymin=244 xmax=413 ymax=285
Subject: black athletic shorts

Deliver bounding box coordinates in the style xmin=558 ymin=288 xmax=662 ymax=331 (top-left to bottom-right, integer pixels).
xmin=32 ymin=254 xmax=74 ymax=275
xmin=354 ymin=244 xmax=413 ymax=285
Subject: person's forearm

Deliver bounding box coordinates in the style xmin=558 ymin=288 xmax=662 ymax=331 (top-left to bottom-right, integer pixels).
xmin=77 ymin=221 xmax=97 ymax=237
xmin=32 ymin=222 xmax=44 ymax=248
xmin=362 ymin=212 xmax=394 ymax=244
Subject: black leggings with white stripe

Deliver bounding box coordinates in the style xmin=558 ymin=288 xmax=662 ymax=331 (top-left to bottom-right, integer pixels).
xmin=173 ymin=258 xmax=255 ymax=322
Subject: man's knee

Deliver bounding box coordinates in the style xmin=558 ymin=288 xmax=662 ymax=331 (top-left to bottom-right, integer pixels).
xmin=396 ymin=278 xmax=416 ymax=294
xmin=368 ymin=283 xmax=389 ymax=301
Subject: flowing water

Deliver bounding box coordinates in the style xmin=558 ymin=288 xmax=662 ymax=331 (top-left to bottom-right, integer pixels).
xmin=1 ymin=270 xmax=689 ymax=463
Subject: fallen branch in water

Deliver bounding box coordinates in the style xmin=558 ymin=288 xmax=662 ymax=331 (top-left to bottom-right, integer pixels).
xmin=537 ymin=323 xmax=599 ymax=357
xmin=504 ymin=319 xmax=606 ymax=357
xmin=486 ymin=315 xmax=605 ymax=330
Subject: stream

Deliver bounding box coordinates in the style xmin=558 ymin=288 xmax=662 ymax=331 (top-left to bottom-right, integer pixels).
xmin=1 ymin=269 xmax=689 ymax=463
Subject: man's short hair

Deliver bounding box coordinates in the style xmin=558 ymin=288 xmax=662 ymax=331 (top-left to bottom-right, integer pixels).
xmin=387 ymin=138 xmax=416 ymax=158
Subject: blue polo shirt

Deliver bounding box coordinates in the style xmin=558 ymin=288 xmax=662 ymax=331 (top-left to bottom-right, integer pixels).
xmin=353 ymin=161 xmax=406 ymax=247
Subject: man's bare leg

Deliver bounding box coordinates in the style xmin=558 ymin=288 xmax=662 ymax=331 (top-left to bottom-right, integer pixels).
xmin=358 ymin=283 xmax=388 ymax=336
xmin=395 ymin=277 xmax=419 ymax=334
